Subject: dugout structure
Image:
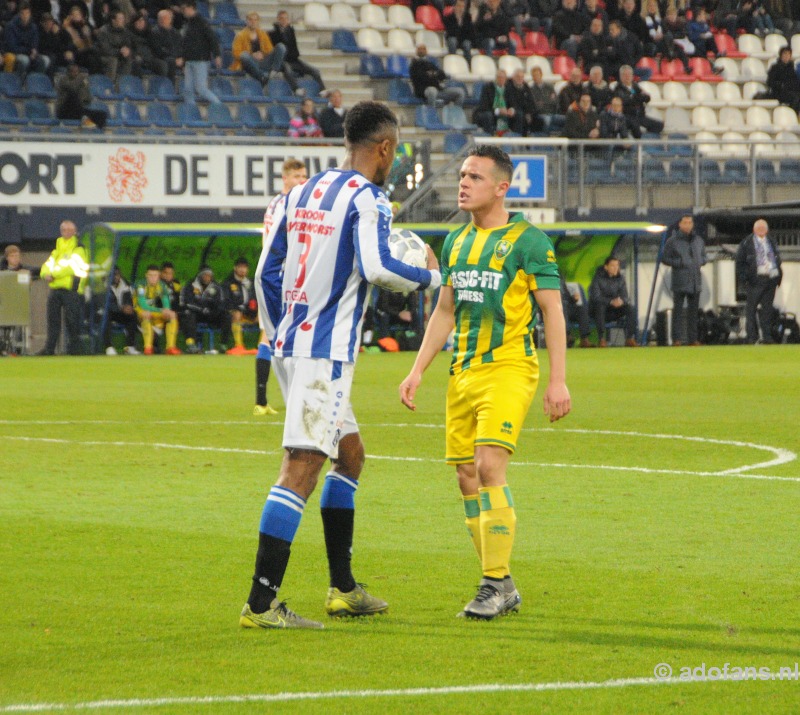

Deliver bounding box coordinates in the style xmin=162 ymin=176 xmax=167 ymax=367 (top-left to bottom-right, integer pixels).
xmin=83 ymin=221 xmax=664 ymax=353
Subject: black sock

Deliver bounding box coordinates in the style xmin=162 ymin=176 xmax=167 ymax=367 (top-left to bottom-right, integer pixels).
xmin=256 ymin=358 xmax=271 ymax=406
xmin=248 ymin=532 xmax=291 ymax=613
xmin=321 ymin=507 xmax=357 ymax=592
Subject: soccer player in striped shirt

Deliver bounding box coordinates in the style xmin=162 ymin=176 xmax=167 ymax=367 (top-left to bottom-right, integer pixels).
xmin=253 ymin=158 xmax=308 ymax=416
xmin=240 ymin=102 xmax=441 ymax=629
xmin=399 ymin=145 xmax=571 ymax=620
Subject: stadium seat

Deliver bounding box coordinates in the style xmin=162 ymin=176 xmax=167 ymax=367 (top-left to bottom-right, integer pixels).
xmin=214 ymin=26 xmax=235 ymax=49
xmin=212 ymin=2 xmax=244 ymax=26
xmin=357 ymin=28 xmax=389 ymax=55
xmin=267 ymin=103 xmax=291 ymax=129
xmin=663 ymin=106 xmax=692 ymax=132
xmin=332 ymin=29 xmax=363 ymax=53
xmin=643 ymin=159 xmax=668 ymax=183
xmin=387 ymin=5 xmax=422 ymax=30
xmin=88 ymin=73 xmax=118 ymax=100
xmin=146 ymin=103 xmax=180 ymax=128
xmin=551 ymin=55 xmax=576 ymax=80
xmin=387 ymin=78 xmax=421 ymax=104
xmin=741 ymin=81 xmax=770 ymax=102
xmin=749 ymin=131 xmax=775 ymax=156
xmin=330 ymin=3 xmax=362 ymax=29
xmin=305 ymin=2 xmax=331 ymax=30
xmin=737 ymin=33 xmax=770 ymax=60
xmin=0 ymin=98 xmax=27 ymax=125
xmin=718 ymin=106 xmax=745 ymax=131
xmin=148 ymin=75 xmax=179 ymax=101
xmin=117 ymin=74 xmax=149 ymax=101
xmin=756 ymin=158 xmax=778 ymax=181
xmin=24 ymin=72 xmax=55 ymax=99
xmin=692 ymin=105 xmax=725 ymax=133
xmin=687 ymin=57 xmax=722 ymax=82
xmin=177 ymin=103 xmax=210 ymax=128
xmin=441 ymin=103 xmax=475 ymax=129
xmin=387 ymin=28 xmax=416 ymax=55
xmin=778 ymin=157 xmax=800 ymax=177
xmin=720 ymin=131 xmax=748 ymax=156
xmin=116 ymin=101 xmax=148 ymax=127
xmin=297 ymin=78 xmax=322 ymax=99
xmin=700 ymin=158 xmax=723 ymax=180
xmin=238 ymin=77 xmax=268 ymax=102
xmin=714 ymin=32 xmax=746 ymax=58
xmin=525 ymin=55 xmax=559 ymax=83
xmin=210 ymin=77 xmax=238 ymax=102
xmin=792 ymin=33 xmax=800 ymax=58
xmin=661 ymin=81 xmax=692 ymax=108
xmin=0 ymin=72 xmax=25 ymax=97
xmin=386 ymin=54 xmax=411 ymax=78
xmin=740 ymin=57 xmax=767 ymax=83
xmin=444 ymin=131 xmax=469 ymax=154
xmin=207 ymin=102 xmax=237 ymax=128
xmin=237 ymin=103 xmax=267 ymax=129
xmin=415 ymin=29 xmax=446 ymax=57
xmin=443 ymin=53 xmax=471 ymax=82
xmin=415 ymin=105 xmax=449 ymax=130
xmin=668 ymin=158 xmax=692 ymax=182
xmin=497 ymin=54 xmax=523 ymax=76
xmin=688 ymin=80 xmax=717 ymax=106
xmin=659 ymin=58 xmax=690 ymax=82
xmin=773 ymin=105 xmax=800 ymax=131
xmin=23 ymin=98 xmax=57 ymax=125
xmin=265 ymin=78 xmax=296 ymax=102
xmin=722 ymin=159 xmax=749 ymax=183
xmin=716 ymin=80 xmax=745 ymax=107
xmin=763 ymin=33 xmax=787 ymax=56
xmin=714 ymin=57 xmax=740 ymax=81
xmin=524 ymin=31 xmax=559 ymax=56
xmin=745 ymin=106 xmax=774 ymax=132
xmin=360 ymin=4 xmax=391 ymax=30
xmin=636 ymin=56 xmax=666 ymax=82
xmin=470 ymin=54 xmax=496 ymax=81
xmin=415 ymin=5 xmax=444 ymax=31
xmin=197 ymin=1 xmax=210 ymax=20
xmin=507 ymin=31 xmax=532 ymax=57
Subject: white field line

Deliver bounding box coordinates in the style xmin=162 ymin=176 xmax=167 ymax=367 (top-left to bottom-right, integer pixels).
xmin=0 ymin=675 xmax=768 ymax=713
xmin=0 ymin=422 xmax=796 ymax=482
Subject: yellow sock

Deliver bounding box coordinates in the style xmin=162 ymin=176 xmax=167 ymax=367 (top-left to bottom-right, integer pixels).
xmin=463 ymin=494 xmax=481 ymax=561
xmin=141 ymin=319 xmax=153 ymax=349
xmin=232 ymin=322 xmax=244 ymax=348
xmin=478 ymin=485 xmax=516 ymax=580
xmin=165 ymin=319 xmax=178 ymax=349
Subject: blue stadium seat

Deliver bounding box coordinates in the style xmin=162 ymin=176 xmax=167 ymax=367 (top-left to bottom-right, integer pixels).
xmin=177 ymin=103 xmax=210 ymax=128
xmin=332 ymin=30 xmax=363 ymax=53
xmin=443 ymin=131 xmax=468 ymax=154
xmin=118 ymin=74 xmax=151 ymax=100
xmin=0 ymin=72 xmax=25 ymax=98
xmin=415 ymin=105 xmax=449 ymax=131
xmin=212 ymin=2 xmax=244 ymax=26
xmin=24 ymin=99 xmax=57 ymax=125
xmin=471 ymin=81 xmax=485 ymax=105
xmin=265 ymin=78 xmax=296 ymax=102
xmin=214 ymin=26 xmax=235 ymax=48
xmin=385 ymin=54 xmax=410 ymax=79
xmin=297 ymin=78 xmax=321 ymax=99
xmin=387 ymin=78 xmax=421 ymax=105
xmin=668 ymin=158 xmax=693 ymax=183
xmin=89 ymin=73 xmax=120 ymax=100
xmin=266 ymin=103 xmax=291 ymax=129
xmin=238 ymin=103 xmax=267 ymax=129
xmin=611 ymin=158 xmax=636 ymax=183
xmin=722 ymin=159 xmax=749 ymax=184
xmin=148 ymin=75 xmax=179 ymax=101
xmin=197 ymin=1 xmax=210 ymax=20
xmin=207 ymin=102 xmax=237 ymax=127
xmin=643 ymin=159 xmax=668 ymax=182
xmin=238 ymin=77 xmax=268 ymax=102
xmin=210 ymin=77 xmax=238 ymax=102
xmin=147 ymin=102 xmax=180 ymax=128
xmin=359 ymin=54 xmax=391 ymax=79
xmin=0 ymin=98 xmax=28 ymax=125
xmin=755 ymin=160 xmax=778 ymax=183
xmin=25 ymin=72 xmax=55 ymax=99
xmin=700 ymin=159 xmax=724 ymax=183
xmin=116 ymin=101 xmax=149 ymax=127
xmin=664 ymin=133 xmax=693 ymax=157
xmin=778 ymin=159 xmax=800 ymax=181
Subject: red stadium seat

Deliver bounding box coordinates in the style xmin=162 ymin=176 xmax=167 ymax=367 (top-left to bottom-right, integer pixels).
xmin=661 ymin=58 xmax=692 ymax=82
xmin=525 ymin=31 xmax=562 ymax=56
xmin=714 ymin=32 xmax=747 ymax=58
xmin=509 ymin=31 xmax=534 ymax=56
xmin=688 ymin=57 xmax=723 ymax=82
xmin=636 ymin=56 xmax=666 ymax=81
xmin=415 ymin=5 xmax=444 ymax=31
xmin=552 ymin=54 xmax=576 ymax=79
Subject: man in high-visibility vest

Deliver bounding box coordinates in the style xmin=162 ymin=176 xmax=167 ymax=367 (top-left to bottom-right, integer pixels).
xmin=38 ymin=220 xmax=89 ymax=356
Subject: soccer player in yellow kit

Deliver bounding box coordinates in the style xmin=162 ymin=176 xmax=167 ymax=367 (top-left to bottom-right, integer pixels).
xmin=399 ymin=145 xmax=571 ymax=619
xmin=134 ymin=264 xmax=180 ymax=355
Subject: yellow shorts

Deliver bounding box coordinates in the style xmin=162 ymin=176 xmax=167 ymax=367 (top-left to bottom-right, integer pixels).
xmin=445 ymin=358 xmax=539 ymax=465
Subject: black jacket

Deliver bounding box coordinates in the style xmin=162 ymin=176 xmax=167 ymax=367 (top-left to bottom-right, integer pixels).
xmin=224 ymin=271 xmax=258 ymax=317
xmin=552 ymin=7 xmax=587 ymax=45
xmin=151 ymin=25 xmax=182 ymax=61
xmin=613 ymin=80 xmax=650 ymax=119
xmin=735 ymin=234 xmax=783 ymax=287
xmin=409 ymin=56 xmax=447 ymax=98
xmin=589 ymin=265 xmax=630 ymax=306
xmin=767 ymin=60 xmax=800 ymax=105
xmin=181 ymin=276 xmax=226 ymax=316
xmin=269 ymin=22 xmax=300 ymax=63
xmin=443 ymin=8 xmax=475 ymax=45
xmin=180 ymin=14 xmax=219 ymax=61
xmin=319 ymin=106 xmax=346 ymax=138
xmin=661 ymin=230 xmax=707 ymax=294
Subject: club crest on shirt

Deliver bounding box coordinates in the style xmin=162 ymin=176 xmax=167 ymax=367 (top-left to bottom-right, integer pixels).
xmin=494 ymin=240 xmax=513 ymax=260
xmin=546 ymin=249 xmax=556 ymax=263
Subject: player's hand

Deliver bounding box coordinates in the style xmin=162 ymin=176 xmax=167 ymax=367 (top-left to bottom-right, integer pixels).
xmin=399 ymin=371 xmax=422 ymax=411
xmin=543 ymin=382 xmax=571 ymax=423
xmin=425 ymin=245 xmax=439 ymax=271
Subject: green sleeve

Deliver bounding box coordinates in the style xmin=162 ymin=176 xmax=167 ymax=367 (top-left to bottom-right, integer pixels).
xmin=523 ymin=228 xmax=561 ymax=290
xmin=440 ymin=231 xmax=456 ymax=287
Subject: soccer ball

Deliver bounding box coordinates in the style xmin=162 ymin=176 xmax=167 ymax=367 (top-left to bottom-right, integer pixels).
xmin=388 ymin=228 xmax=427 ymax=269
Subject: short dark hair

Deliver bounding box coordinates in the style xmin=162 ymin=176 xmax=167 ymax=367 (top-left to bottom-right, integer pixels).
xmin=466 ymin=145 xmax=514 ymax=181
xmin=344 ymin=101 xmax=398 ymax=147
xmin=146 ymin=263 xmax=160 ymax=272
xmin=235 ymin=256 xmax=249 ymax=266
xmin=160 ymin=261 xmax=174 ymax=270
xmin=604 ymin=255 xmax=620 ymax=266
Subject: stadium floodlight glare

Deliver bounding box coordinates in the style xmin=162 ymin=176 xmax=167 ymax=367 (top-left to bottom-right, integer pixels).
xmin=646 ymin=224 xmax=667 ymax=233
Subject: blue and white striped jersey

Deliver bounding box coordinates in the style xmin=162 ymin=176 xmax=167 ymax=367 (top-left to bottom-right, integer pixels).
xmin=258 ymin=168 xmax=441 ymax=363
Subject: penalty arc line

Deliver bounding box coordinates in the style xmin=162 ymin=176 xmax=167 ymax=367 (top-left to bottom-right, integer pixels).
xmin=0 ymin=675 xmax=769 ymax=713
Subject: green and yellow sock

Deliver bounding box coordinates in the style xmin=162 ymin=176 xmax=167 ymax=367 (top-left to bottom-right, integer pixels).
xmin=463 ymin=494 xmax=481 ymax=561
xmin=232 ymin=322 xmax=244 ymax=348
xmin=478 ymin=485 xmax=516 ymax=580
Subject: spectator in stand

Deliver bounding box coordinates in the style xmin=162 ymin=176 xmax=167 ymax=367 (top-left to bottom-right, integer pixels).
xmin=38 ymin=13 xmax=72 ymax=72
xmin=1 ymin=244 xmax=39 ymax=274
xmin=129 ymin=10 xmax=167 ymax=76
xmin=288 ymin=97 xmax=323 ymax=138
xmin=585 ymin=64 xmax=612 ymax=111
xmin=739 ymin=0 xmax=775 ymax=36
xmin=96 ymin=10 xmax=137 ymax=80
xmin=578 ymin=17 xmax=610 ymax=75
xmin=562 ymin=91 xmax=600 ymax=138
xmin=506 ymin=0 xmax=536 ymax=40
xmin=661 ymin=214 xmax=706 ymax=346
xmin=560 ymin=273 xmax=592 ymax=348
xmin=3 ymin=3 xmax=50 ymax=76
xmin=530 ymin=0 xmax=558 ymax=36
xmin=663 ymin=6 xmax=695 ymax=63
xmin=686 ymin=8 xmax=718 ymax=59
xmin=319 ymin=88 xmax=346 ymax=138
xmin=713 ymin=0 xmax=744 ymax=37
xmin=409 ymin=43 xmax=465 ymax=108
xmin=231 ymin=12 xmax=286 ymax=90
xmin=619 ymin=0 xmax=649 ymax=49
xmin=179 ymin=0 xmax=222 ymax=105
xmin=269 ymin=10 xmax=328 ymax=98
xmin=505 ymin=68 xmax=542 ymax=135
xmin=61 ymin=4 xmax=102 ymax=75
xmin=606 ymin=19 xmax=644 ymax=79
xmin=589 ymin=255 xmax=638 ymax=347
xmin=443 ymin=0 xmax=475 ymax=62
xmin=224 ymin=257 xmax=259 ymax=356
xmin=552 ymin=0 xmax=587 ymax=60
xmin=151 ymin=8 xmax=182 ymax=80
xmin=645 ymin=0 xmax=690 ymax=74
xmin=558 ymin=66 xmax=585 ymax=114
xmin=181 ymin=265 xmax=232 ymax=354
xmin=160 ymin=261 xmax=181 ymax=309
xmin=581 ymin=0 xmax=608 ymax=30
xmin=475 ymin=0 xmax=516 ymax=56
xmin=96 ymin=267 xmax=140 ymax=356
xmin=55 ymin=62 xmax=107 ymax=127
xmin=767 ymin=46 xmax=800 ymax=112
xmin=599 ymin=94 xmax=631 ymax=158
xmin=613 ymin=64 xmax=663 ymax=137
xmin=473 ymin=69 xmax=514 ymax=135
xmin=529 ymin=65 xmax=561 ymax=131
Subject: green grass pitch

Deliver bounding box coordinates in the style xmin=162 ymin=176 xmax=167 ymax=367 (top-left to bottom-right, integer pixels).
xmin=1 ymin=346 xmax=799 ymax=714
